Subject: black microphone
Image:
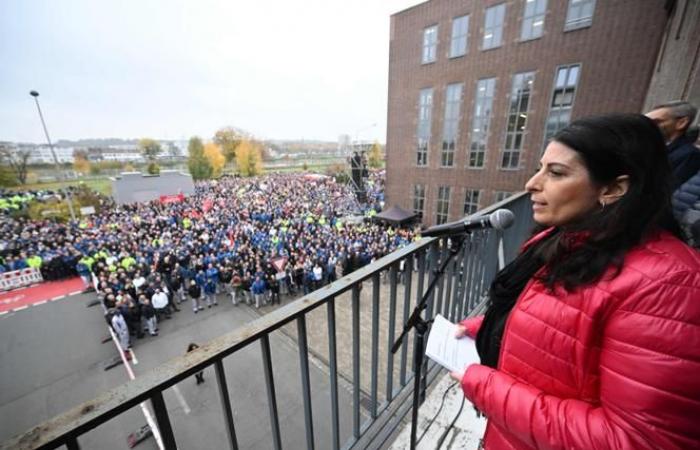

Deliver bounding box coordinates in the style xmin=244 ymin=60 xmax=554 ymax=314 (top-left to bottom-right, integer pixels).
xmin=422 ymin=209 xmax=515 ymax=237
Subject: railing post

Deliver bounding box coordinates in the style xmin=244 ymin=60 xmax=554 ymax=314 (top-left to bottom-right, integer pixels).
xmin=370 ymin=273 xmax=380 ymax=418
xmin=326 ymin=297 xmax=340 ymax=450
xmin=385 ymin=263 xmax=398 ymax=402
xmin=296 ymin=316 xmax=315 ymax=450
xmin=214 ymin=359 xmax=239 ymax=450
xmin=65 ymin=437 xmax=80 ymax=450
xmin=352 ymin=284 xmax=361 ymax=439
xmin=150 ymin=391 xmax=177 ymax=449
xmin=400 ymin=255 xmax=413 ymax=386
xmin=261 ymin=335 xmax=282 ymax=450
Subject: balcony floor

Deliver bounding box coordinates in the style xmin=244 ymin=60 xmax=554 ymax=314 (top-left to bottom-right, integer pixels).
xmin=389 ymin=372 xmax=486 ymax=449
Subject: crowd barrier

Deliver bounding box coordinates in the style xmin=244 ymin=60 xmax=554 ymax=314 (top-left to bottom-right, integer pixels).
xmin=0 ymin=268 xmax=44 ymax=291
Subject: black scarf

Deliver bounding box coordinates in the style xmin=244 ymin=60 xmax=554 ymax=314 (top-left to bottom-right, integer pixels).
xmin=475 ymin=236 xmax=547 ymax=368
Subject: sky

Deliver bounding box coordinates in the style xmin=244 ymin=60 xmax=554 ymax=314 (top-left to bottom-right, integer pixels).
xmin=0 ymin=0 xmax=424 ymax=145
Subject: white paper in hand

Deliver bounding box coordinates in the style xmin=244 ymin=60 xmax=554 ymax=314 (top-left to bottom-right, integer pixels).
xmin=425 ymin=314 xmax=480 ymax=372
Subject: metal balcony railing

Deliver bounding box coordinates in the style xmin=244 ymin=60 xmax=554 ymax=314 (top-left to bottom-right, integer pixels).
xmin=2 ymin=193 xmax=533 ymax=450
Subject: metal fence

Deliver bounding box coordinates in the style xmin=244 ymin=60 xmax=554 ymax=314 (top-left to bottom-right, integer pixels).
xmin=1 ymin=193 xmax=533 ymax=450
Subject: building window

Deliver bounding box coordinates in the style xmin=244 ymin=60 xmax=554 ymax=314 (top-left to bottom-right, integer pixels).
xmin=495 ymin=191 xmax=513 ymax=203
xmin=413 ymin=184 xmax=426 ymax=219
xmin=565 ymin=0 xmax=595 ymax=31
xmin=422 ymin=25 xmax=438 ymax=64
xmin=436 ymin=185 xmax=451 ymax=224
xmin=450 ymin=15 xmax=469 ymax=58
xmin=502 ymin=71 xmax=535 ymax=169
xmin=543 ymin=64 xmax=580 ymax=148
xmin=441 ymin=83 xmax=463 ymax=167
xmin=482 ymin=3 xmax=506 ymax=50
xmin=464 ymin=189 xmax=481 ymax=215
xmin=521 ymin=0 xmax=547 ymax=40
xmin=468 ymin=78 xmax=496 ymax=168
xmin=417 ymin=88 xmax=433 ymax=166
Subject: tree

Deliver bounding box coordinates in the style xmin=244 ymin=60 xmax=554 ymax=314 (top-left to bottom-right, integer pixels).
xmin=187 ymin=136 xmax=213 ymax=180
xmin=147 ymin=162 xmax=160 ymax=175
xmin=203 ymin=143 xmax=226 ymax=178
xmin=368 ymin=141 xmax=384 ymax=168
xmin=73 ymin=149 xmax=90 ymax=175
xmin=0 ymin=145 xmax=30 ymax=184
xmin=138 ymin=138 xmax=161 ymax=162
xmin=234 ymin=139 xmax=263 ymax=177
xmin=213 ymin=127 xmax=244 ymax=163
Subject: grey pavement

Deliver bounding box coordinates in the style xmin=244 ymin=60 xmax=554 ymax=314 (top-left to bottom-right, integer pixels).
xmin=0 ymin=289 xmax=360 ymax=449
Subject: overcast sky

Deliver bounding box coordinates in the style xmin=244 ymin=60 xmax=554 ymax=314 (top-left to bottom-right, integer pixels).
xmin=0 ymin=0 xmax=424 ymax=144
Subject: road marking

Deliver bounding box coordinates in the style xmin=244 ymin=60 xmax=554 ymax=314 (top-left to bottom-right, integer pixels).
xmin=34 ymin=300 xmax=47 ymax=306
xmin=69 ymin=290 xmax=82 ymax=296
xmin=172 ymin=385 xmax=191 ymax=415
xmin=51 ymin=295 xmax=65 ymax=301
xmin=13 ymin=305 xmax=28 ymax=312
xmin=0 ymin=311 xmax=8 ymax=316
xmin=130 ymin=349 xmax=139 ymax=365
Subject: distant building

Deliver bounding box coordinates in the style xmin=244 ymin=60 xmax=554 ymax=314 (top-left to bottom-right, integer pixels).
xmin=385 ymin=0 xmax=679 ymax=226
xmin=112 ymin=170 xmax=195 ymax=205
xmin=29 ymin=146 xmax=75 ymax=164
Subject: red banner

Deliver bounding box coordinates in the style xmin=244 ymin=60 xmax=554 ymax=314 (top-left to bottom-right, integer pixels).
xmin=159 ymin=193 xmax=185 ymax=204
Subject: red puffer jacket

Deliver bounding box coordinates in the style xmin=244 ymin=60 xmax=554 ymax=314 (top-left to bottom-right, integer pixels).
xmin=460 ymin=229 xmax=700 ymax=450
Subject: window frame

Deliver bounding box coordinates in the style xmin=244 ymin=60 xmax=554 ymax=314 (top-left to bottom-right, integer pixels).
xmin=501 ymin=71 xmax=535 ymax=170
xmin=416 ymin=87 xmax=434 ymax=166
xmin=564 ymin=0 xmax=596 ymax=31
xmin=542 ymin=63 xmax=581 ymax=150
xmin=482 ymin=3 xmax=507 ymax=50
xmin=468 ymin=77 xmax=497 ymax=169
xmin=449 ymin=15 xmax=470 ymax=58
xmin=463 ymin=189 xmax=482 ymax=216
xmin=441 ymin=83 xmax=463 ymax=167
xmin=436 ymin=185 xmax=451 ymax=225
xmin=422 ymin=25 xmax=439 ymax=64
xmin=520 ymin=0 xmax=547 ymax=41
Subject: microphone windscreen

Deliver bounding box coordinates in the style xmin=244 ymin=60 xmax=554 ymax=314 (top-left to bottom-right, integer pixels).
xmin=489 ymin=209 xmax=515 ymax=230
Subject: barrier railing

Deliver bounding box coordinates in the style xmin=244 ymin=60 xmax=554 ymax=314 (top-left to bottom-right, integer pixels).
xmin=0 ymin=268 xmax=43 ymax=292
xmin=1 ymin=193 xmax=533 ymax=450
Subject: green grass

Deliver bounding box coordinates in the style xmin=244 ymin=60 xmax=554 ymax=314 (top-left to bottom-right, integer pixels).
xmin=11 ymin=178 xmax=113 ymax=196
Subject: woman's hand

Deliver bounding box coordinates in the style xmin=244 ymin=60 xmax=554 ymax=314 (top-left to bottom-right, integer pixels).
xmin=454 ymin=324 xmax=468 ymax=339
xmin=449 ymin=367 xmax=466 ymax=383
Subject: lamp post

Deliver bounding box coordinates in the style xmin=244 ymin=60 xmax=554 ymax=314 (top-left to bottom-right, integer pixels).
xmin=29 ymin=90 xmax=77 ymax=222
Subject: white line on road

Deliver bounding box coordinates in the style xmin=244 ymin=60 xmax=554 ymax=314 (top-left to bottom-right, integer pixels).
xmin=51 ymin=295 xmax=65 ymax=301
xmin=69 ymin=290 xmax=82 ymax=296
xmin=13 ymin=305 xmax=27 ymax=312
xmin=172 ymin=385 xmax=191 ymax=415
xmin=34 ymin=300 xmax=47 ymax=306
xmin=0 ymin=311 xmax=8 ymax=316
xmin=129 ymin=349 xmax=139 ymax=365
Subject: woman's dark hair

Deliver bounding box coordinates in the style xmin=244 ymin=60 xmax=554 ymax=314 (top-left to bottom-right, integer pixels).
xmin=537 ymin=113 xmax=681 ymax=289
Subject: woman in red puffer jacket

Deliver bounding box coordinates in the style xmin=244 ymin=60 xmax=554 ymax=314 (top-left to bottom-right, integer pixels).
xmin=451 ymin=114 xmax=700 ymax=450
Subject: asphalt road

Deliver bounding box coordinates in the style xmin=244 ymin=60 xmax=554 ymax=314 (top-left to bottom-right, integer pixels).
xmin=0 ymin=290 xmax=359 ymax=449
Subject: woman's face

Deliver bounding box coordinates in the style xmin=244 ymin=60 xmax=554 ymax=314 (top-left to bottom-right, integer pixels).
xmin=525 ymin=141 xmax=602 ymax=227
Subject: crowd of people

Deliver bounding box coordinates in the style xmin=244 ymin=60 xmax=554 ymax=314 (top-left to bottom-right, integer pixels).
xmin=0 ymin=172 xmax=417 ymax=350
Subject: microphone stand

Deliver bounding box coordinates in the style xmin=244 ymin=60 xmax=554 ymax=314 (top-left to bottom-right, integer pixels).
xmin=391 ymin=234 xmax=467 ymax=450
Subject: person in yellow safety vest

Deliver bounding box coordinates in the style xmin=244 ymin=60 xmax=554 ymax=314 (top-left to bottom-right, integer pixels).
xmin=183 ymin=217 xmax=192 ymax=229
xmin=152 ymin=238 xmax=163 ymax=247
xmin=318 ymin=215 xmax=326 ymax=226
xmin=26 ymin=254 xmax=42 ymax=269
xmin=335 ymin=220 xmax=343 ymax=230
xmin=79 ymin=221 xmax=88 ymax=229
xmin=121 ymin=256 xmax=136 ymax=270
xmin=79 ymin=255 xmax=95 ymax=271
xmin=386 ymin=227 xmax=395 ymax=236
xmin=306 ymin=214 xmax=315 ymax=224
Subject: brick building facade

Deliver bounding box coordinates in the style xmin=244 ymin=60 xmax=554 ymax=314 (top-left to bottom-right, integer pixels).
xmin=386 ymin=0 xmax=669 ymax=226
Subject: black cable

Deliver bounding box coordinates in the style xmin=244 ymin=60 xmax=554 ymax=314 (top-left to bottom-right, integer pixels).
xmin=415 ymin=381 xmax=457 ymax=445
xmin=436 ymin=394 xmax=466 ymax=449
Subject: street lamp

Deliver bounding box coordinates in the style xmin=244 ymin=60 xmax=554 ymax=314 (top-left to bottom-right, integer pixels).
xmin=29 ymin=90 xmax=77 ymax=222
